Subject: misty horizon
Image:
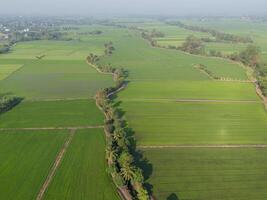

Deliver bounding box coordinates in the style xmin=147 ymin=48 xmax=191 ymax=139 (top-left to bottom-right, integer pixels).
xmin=1 ymin=0 xmax=267 ymax=17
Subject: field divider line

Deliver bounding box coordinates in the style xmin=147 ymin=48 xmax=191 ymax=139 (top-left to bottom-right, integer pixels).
xmin=25 ymin=97 xmax=95 ymax=102
xmin=120 ymin=98 xmax=262 ymax=104
xmin=36 ymin=128 xmax=76 ymax=200
xmin=138 ymin=144 xmax=267 ymax=149
xmin=0 ymin=125 xmax=104 ymax=131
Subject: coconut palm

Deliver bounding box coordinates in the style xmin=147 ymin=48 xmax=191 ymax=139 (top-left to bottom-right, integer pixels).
xmin=106 ymin=146 xmax=117 ymax=165
xmin=120 ymin=164 xmax=135 ymax=182
xmin=113 ymin=128 xmax=124 ymax=142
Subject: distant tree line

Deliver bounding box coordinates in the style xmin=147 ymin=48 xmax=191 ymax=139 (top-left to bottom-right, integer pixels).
xmin=0 ymin=95 xmax=23 ymax=114
xmin=87 ymin=52 xmax=150 ymax=200
xmin=0 ymin=30 xmax=74 ymax=55
xmin=78 ymin=30 xmax=103 ymax=35
xmin=167 ymin=21 xmax=253 ymax=43
xmin=10 ymin=31 xmax=72 ymax=42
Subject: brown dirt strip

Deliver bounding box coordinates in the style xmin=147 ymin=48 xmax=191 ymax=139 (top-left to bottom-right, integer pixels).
xmin=138 ymin=144 xmax=267 ymax=149
xmin=36 ymin=129 xmax=76 ymax=200
xmin=0 ymin=125 xmax=103 ymax=131
xmin=175 ymin=99 xmax=261 ymax=103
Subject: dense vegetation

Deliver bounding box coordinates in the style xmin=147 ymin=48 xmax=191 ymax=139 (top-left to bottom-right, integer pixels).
xmin=179 ymin=35 xmax=205 ymax=54
xmin=0 ymin=94 xmax=22 ymax=114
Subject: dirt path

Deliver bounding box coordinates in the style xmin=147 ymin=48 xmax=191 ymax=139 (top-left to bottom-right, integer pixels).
xmin=0 ymin=125 xmax=103 ymax=131
xmin=26 ymin=97 xmax=94 ymax=102
xmin=121 ymin=98 xmax=261 ymax=104
xmin=175 ymin=99 xmax=261 ymax=103
xmin=138 ymin=144 xmax=267 ymax=149
xmin=86 ymin=60 xmax=114 ymax=77
xmin=36 ymin=129 xmax=76 ymax=200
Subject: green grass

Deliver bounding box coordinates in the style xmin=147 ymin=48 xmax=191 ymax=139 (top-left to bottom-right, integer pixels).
xmin=0 ymin=99 xmax=104 ymax=128
xmin=100 ymin=34 xmax=247 ymax=81
xmin=205 ymin=42 xmax=247 ymax=54
xmin=121 ymin=101 xmax=267 ymax=145
xmin=0 ymin=59 xmax=113 ymax=99
xmin=0 ymin=40 xmax=104 ymax=60
xmin=143 ymin=148 xmax=267 ymax=200
xmin=118 ymin=80 xmax=259 ymax=101
xmin=0 ymin=130 xmax=68 ymax=200
xmin=0 ymin=64 xmax=23 ymax=80
xmin=44 ymin=129 xmax=120 ymax=200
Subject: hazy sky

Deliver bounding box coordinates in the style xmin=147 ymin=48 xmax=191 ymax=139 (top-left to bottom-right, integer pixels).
xmin=1 ymin=0 xmax=267 ymax=16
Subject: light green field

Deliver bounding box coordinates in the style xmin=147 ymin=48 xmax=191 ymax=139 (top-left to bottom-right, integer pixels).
xmin=100 ymin=34 xmax=247 ymax=80
xmin=143 ymin=148 xmax=267 ymax=200
xmin=44 ymin=129 xmax=119 ymax=200
xmin=0 ymin=64 xmax=23 ymax=80
xmin=0 ymin=130 xmax=68 ymax=200
xmin=205 ymin=42 xmax=247 ymax=54
xmin=119 ymin=80 xmax=259 ymax=101
xmin=121 ymin=101 xmax=267 ymax=145
xmin=0 ymin=59 xmax=113 ymax=99
xmin=0 ymin=40 xmax=104 ymax=60
xmin=0 ymin=99 xmax=103 ymax=128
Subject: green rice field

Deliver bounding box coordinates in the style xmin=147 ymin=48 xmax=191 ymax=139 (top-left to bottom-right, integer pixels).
xmin=0 ymin=130 xmax=68 ymax=200
xmin=143 ymin=148 xmax=267 ymax=200
xmin=44 ymin=129 xmax=120 ymax=200
xmin=0 ymin=99 xmax=104 ymax=128
xmin=0 ymin=64 xmax=23 ymax=80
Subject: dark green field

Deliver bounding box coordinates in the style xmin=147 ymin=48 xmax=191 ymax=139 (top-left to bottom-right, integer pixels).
xmin=44 ymin=129 xmax=119 ymax=200
xmin=0 ymin=99 xmax=103 ymax=128
xmin=0 ymin=130 xmax=68 ymax=200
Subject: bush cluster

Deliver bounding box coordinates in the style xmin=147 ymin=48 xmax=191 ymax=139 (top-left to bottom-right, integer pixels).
xmin=0 ymin=95 xmax=22 ymax=114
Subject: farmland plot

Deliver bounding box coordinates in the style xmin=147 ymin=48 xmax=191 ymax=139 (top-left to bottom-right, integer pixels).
xmin=44 ymin=129 xmax=120 ymax=200
xmin=0 ymin=130 xmax=68 ymax=200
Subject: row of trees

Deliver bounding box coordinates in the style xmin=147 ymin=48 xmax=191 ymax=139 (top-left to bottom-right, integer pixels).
xmin=167 ymin=21 xmax=253 ymax=43
xmin=0 ymin=95 xmax=23 ymax=114
xmin=88 ymin=54 xmax=150 ymax=200
xmin=10 ymin=31 xmax=72 ymax=42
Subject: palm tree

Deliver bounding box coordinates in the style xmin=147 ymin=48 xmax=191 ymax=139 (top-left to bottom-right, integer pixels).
xmin=113 ymin=128 xmax=124 ymax=142
xmin=106 ymin=147 xmax=117 ymax=166
xmin=120 ymin=164 xmax=135 ymax=182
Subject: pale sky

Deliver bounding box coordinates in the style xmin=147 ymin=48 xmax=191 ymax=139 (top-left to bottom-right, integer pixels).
xmin=0 ymin=0 xmax=267 ymax=16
